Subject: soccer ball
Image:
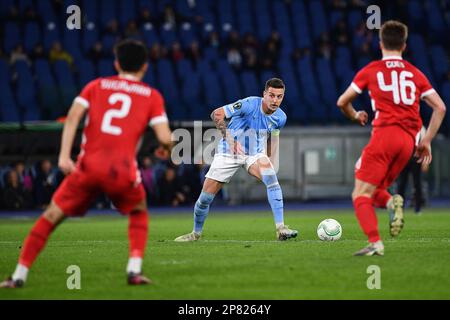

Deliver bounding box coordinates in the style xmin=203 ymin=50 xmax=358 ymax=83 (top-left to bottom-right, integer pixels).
xmin=317 ymin=219 xmax=342 ymax=241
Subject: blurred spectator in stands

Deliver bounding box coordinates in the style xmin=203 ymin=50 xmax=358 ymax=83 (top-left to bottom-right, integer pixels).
xmin=332 ymin=19 xmax=349 ymax=46
xmin=140 ymin=156 xmax=157 ymax=204
xmin=30 ymin=44 xmax=46 ymax=61
xmin=105 ymin=19 xmax=120 ymax=37
xmin=6 ymin=5 xmax=20 ymax=22
xmin=24 ymin=6 xmax=40 ymax=23
xmin=225 ymin=31 xmax=241 ymax=51
xmin=139 ymin=8 xmax=157 ymax=26
xmin=318 ymin=41 xmax=332 ymax=60
xmin=227 ymin=47 xmax=242 ymax=70
xmin=124 ymin=20 xmax=141 ymax=39
xmin=10 ymin=44 xmax=31 ymax=66
xmin=170 ymin=42 xmax=185 ymax=63
xmin=261 ymin=41 xmax=279 ymax=71
xmin=186 ymin=41 xmax=202 ymax=65
xmin=350 ymin=0 xmax=367 ymax=9
xmin=268 ymin=31 xmax=282 ymax=53
xmin=157 ymin=166 xmax=187 ymax=207
xmin=88 ymin=41 xmax=106 ymax=63
xmin=330 ymin=0 xmax=347 ymax=9
xmin=162 ymin=4 xmax=186 ymax=28
xmin=207 ymin=31 xmax=221 ymax=49
xmin=49 ymin=42 xmax=73 ymax=66
xmin=33 ymin=159 xmax=56 ymax=209
xmin=13 ymin=161 xmax=33 ymax=192
xmin=149 ymin=43 xmax=162 ymax=64
xmin=1 ymin=170 xmax=33 ymax=210
xmin=52 ymin=0 xmax=64 ymax=13
xmin=0 ymin=48 xmax=7 ymax=60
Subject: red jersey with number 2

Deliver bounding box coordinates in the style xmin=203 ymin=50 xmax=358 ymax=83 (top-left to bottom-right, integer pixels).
xmin=351 ymin=56 xmax=435 ymax=142
xmin=74 ymin=76 xmax=167 ymax=182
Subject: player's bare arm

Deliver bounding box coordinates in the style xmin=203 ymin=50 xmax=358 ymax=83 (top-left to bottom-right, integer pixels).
xmin=58 ymin=101 xmax=87 ymax=175
xmin=337 ymin=86 xmax=368 ymax=126
xmin=266 ymin=131 xmax=280 ymax=171
xmin=415 ymin=92 xmax=447 ymax=165
xmin=211 ymin=107 xmax=243 ymax=155
xmin=152 ymin=121 xmax=173 ymax=152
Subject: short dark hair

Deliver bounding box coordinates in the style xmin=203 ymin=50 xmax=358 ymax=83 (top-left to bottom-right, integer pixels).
xmin=265 ymin=78 xmax=285 ymax=91
xmin=380 ymin=20 xmax=408 ymax=51
xmin=114 ymin=39 xmax=148 ymax=72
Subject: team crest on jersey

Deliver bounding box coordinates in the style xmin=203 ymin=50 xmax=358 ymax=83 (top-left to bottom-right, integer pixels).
xmin=233 ymin=102 xmax=242 ymax=110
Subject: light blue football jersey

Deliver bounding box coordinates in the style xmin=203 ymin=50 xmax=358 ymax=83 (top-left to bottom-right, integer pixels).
xmin=218 ymin=96 xmax=287 ymax=155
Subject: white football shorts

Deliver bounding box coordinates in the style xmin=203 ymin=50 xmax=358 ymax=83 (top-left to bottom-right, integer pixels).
xmin=205 ymin=153 xmax=267 ymax=183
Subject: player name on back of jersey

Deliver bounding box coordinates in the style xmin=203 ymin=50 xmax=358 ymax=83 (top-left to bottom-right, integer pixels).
xmin=100 ymin=78 xmax=151 ymax=97
xmin=385 ymin=60 xmax=405 ymax=68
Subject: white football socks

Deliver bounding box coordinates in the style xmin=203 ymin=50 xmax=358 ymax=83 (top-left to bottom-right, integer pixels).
xmin=126 ymin=257 xmax=142 ymax=275
xmin=12 ymin=264 xmax=29 ymax=282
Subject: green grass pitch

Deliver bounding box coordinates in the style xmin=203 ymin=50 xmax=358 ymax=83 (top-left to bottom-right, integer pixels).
xmin=0 ymin=208 xmax=449 ymax=299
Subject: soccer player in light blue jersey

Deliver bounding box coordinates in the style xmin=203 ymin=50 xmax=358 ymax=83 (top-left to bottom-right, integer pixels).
xmin=175 ymin=78 xmax=298 ymax=241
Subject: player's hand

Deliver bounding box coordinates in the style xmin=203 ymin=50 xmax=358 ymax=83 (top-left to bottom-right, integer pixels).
xmin=353 ymin=111 xmax=368 ymax=126
xmin=415 ymin=140 xmax=432 ymax=165
xmin=228 ymin=139 xmax=244 ymax=155
xmin=58 ymin=157 xmax=76 ymax=175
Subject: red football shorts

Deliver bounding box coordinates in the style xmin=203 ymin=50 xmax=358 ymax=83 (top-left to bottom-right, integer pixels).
xmin=53 ymin=168 xmax=145 ymax=216
xmin=355 ymin=125 xmax=415 ymax=189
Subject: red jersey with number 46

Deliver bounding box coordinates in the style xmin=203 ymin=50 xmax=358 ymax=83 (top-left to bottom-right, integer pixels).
xmin=351 ymin=56 xmax=435 ymax=142
xmin=74 ymin=75 xmax=167 ymax=182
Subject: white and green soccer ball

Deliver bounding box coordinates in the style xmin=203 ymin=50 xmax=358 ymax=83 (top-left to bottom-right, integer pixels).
xmin=317 ymin=219 xmax=342 ymax=241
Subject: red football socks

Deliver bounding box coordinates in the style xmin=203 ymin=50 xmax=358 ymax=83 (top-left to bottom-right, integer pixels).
xmin=372 ymin=188 xmax=392 ymax=208
xmin=19 ymin=216 xmax=55 ymax=268
xmin=353 ymin=196 xmax=380 ymax=243
xmin=128 ymin=210 xmax=149 ymax=258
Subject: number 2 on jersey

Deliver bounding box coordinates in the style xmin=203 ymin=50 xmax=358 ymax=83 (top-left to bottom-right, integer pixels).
xmin=101 ymin=93 xmax=131 ymax=135
xmin=377 ymin=70 xmax=416 ymax=105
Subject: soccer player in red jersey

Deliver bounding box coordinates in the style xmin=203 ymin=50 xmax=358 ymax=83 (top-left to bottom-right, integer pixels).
xmin=0 ymin=40 xmax=172 ymax=287
xmin=337 ymin=21 xmax=446 ymax=256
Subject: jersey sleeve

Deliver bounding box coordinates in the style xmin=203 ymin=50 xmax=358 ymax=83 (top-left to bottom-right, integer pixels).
xmin=351 ymin=66 xmax=370 ymax=94
xmin=223 ymin=98 xmax=250 ymax=119
xmin=415 ymin=70 xmax=435 ymax=100
xmin=74 ymin=79 xmax=98 ymax=109
xmin=272 ymin=113 xmax=287 ymax=136
xmin=148 ymin=89 xmax=169 ymax=126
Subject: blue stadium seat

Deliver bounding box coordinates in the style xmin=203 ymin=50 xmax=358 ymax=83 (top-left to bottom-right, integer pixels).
xmin=100 ymin=0 xmax=118 ymax=27
xmin=348 ymin=10 xmax=363 ymax=30
xmin=278 ymin=60 xmax=305 ymax=122
xmin=160 ymin=24 xmax=177 ymax=47
xmin=53 ymin=60 xmax=78 ymax=116
xmin=429 ymin=45 xmax=448 ymax=82
xmin=407 ymin=0 xmax=424 ymax=28
xmin=19 ymin=0 xmax=34 ymax=12
xmin=203 ymin=46 xmax=219 ymax=63
xmin=43 ymin=23 xmax=61 ymax=52
xmin=81 ymin=0 xmax=98 ymax=24
xmin=240 ymin=71 xmax=259 ymax=97
xmin=255 ymin=13 xmax=272 ymax=41
xmin=427 ymin=0 xmax=446 ymax=36
xmin=78 ymin=59 xmax=96 ymax=88
xmin=175 ymin=0 xmax=195 ymax=19
xmin=291 ymin=1 xmax=312 ymax=49
xmin=14 ymin=61 xmax=40 ymax=121
xmin=0 ymin=79 xmax=20 ymax=122
xmin=217 ymin=59 xmax=242 ymax=103
xmin=98 ymin=59 xmax=115 ymax=77
xmin=316 ymin=58 xmax=339 ymax=121
xmin=308 ymin=0 xmax=328 ymax=40
xmin=3 ymin=22 xmax=21 ymax=54
xmin=202 ymin=71 xmax=224 ymax=110
xmin=36 ymin=0 xmax=57 ymax=23
xmin=408 ymin=34 xmax=435 ymax=85
xmin=35 ymin=59 xmax=62 ymax=120
xmin=119 ymin=0 xmax=137 ymax=27
xmin=141 ymin=23 xmax=159 ymax=47
xmin=137 ymin=0 xmax=157 ymax=12
xmin=82 ymin=24 xmax=99 ymax=54
xmin=0 ymin=0 xmax=15 ymax=15
xmin=156 ymin=59 xmax=180 ymax=116
xmin=296 ymin=56 xmax=327 ymax=122
xmin=181 ymin=72 xmax=202 ymax=119
xmin=62 ymin=29 xmax=83 ymax=63
xmin=179 ymin=23 xmax=198 ymax=49
xmin=235 ymin=0 xmax=254 ymax=35
xmin=102 ymin=34 xmax=117 ymax=55
xmin=142 ymin=65 xmax=156 ymax=87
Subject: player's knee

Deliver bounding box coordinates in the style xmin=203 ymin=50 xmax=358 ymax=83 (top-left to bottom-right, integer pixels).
xmin=196 ymin=191 xmax=215 ymax=209
xmin=261 ymin=168 xmax=279 ymax=188
xmin=43 ymin=205 xmax=65 ymax=225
